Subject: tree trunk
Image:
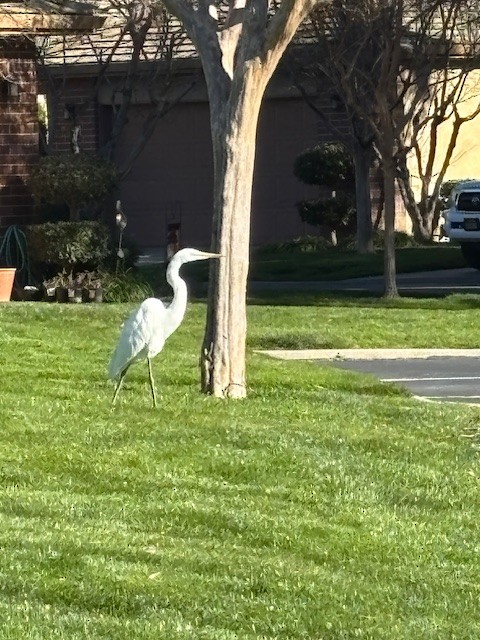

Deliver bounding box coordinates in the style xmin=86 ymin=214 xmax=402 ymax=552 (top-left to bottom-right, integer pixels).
xmin=409 ymin=209 xmax=436 ymax=243
xmin=382 ymin=158 xmax=398 ymax=298
xmin=69 ymin=203 xmax=80 ymax=222
xmin=159 ymin=0 xmax=317 ymax=399
xmin=396 ymin=171 xmax=439 ymax=243
xmin=352 ymin=140 xmax=374 ymax=253
xmin=200 ymin=78 xmax=264 ymax=398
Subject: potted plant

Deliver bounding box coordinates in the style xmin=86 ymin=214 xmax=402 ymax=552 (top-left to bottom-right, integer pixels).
xmin=68 ymin=272 xmax=84 ymax=303
xmin=54 ymin=270 xmax=70 ymax=303
xmin=22 ymin=285 xmax=42 ymax=302
xmin=82 ymin=271 xmax=103 ymax=303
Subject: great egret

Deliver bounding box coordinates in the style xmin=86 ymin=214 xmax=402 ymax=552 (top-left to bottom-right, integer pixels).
xmin=108 ymin=247 xmax=221 ymax=406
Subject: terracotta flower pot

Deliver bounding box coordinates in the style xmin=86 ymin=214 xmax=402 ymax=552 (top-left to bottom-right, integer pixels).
xmin=0 ymin=268 xmax=16 ymax=302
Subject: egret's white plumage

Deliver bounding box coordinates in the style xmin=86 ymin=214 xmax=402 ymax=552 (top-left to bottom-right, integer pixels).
xmin=108 ymin=248 xmax=221 ymax=406
xmin=108 ymin=298 xmax=167 ymax=380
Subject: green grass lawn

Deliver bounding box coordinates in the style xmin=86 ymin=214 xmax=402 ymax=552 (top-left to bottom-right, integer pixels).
xmin=249 ymin=245 xmax=467 ymax=281
xmin=250 ymin=246 xmax=464 ymax=281
xmin=1 ymin=299 xmax=480 ymax=639
xmin=163 ymin=245 xmax=466 ymax=286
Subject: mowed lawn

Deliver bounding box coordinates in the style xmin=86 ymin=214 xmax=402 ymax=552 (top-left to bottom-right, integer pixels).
xmin=1 ymin=298 xmax=480 ymax=639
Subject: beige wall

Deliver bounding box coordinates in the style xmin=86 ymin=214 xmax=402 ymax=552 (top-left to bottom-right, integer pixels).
xmin=408 ymin=71 xmax=480 ymax=198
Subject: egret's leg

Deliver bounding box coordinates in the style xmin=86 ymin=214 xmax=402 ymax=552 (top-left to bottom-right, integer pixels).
xmin=147 ymin=358 xmax=157 ymax=408
xmin=112 ymin=368 xmax=128 ymax=405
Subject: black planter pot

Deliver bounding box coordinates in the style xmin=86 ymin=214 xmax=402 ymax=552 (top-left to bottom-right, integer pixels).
xmin=23 ymin=286 xmax=42 ymax=302
xmin=55 ymin=287 xmax=68 ymax=303
xmin=68 ymin=287 xmax=83 ymax=303
xmin=83 ymin=287 xmax=103 ymax=303
xmin=44 ymin=286 xmax=56 ymax=302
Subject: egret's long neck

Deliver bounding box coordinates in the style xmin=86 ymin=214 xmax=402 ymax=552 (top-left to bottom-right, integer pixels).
xmin=165 ymin=260 xmax=188 ymax=337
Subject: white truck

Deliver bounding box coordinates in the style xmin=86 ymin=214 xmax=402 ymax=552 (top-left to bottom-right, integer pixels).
xmin=442 ymin=180 xmax=480 ymax=269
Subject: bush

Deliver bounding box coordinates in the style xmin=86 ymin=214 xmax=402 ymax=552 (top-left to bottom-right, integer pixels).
xmin=293 ymin=142 xmax=355 ymax=190
xmin=293 ymin=142 xmax=356 ymax=238
xmin=373 ymin=230 xmax=419 ymax=249
xmin=257 ymin=235 xmax=334 ymax=254
xmin=341 ymin=231 xmax=418 ymax=250
xmin=26 ymin=221 xmax=111 ymax=273
xmin=296 ymin=192 xmax=356 ymax=231
xmin=29 ymin=154 xmax=117 ymax=222
xmin=101 ymin=271 xmax=153 ymax=303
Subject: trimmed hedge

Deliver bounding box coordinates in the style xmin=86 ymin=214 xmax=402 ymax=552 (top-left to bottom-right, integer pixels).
xmin=26 ymin=221 xmax=111 ymax=273
xmin=28 ymin=154 xmax=117 ymax=222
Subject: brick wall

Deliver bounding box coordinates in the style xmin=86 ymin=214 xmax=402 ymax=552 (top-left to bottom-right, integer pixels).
xmin=44 ymin=76 xmax=99 ymax=154
xmin=0 ymin=37 xmax=39 ymax=234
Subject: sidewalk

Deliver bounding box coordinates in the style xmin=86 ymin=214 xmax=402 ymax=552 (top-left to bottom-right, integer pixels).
xmin=258 ymin=348 xmax=480 ymax=361
xmin=137 ymin=247 xmax=165 ymax=265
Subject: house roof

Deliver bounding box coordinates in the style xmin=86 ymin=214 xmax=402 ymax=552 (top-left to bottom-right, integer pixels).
xmin=0 ymin=0 xmax=106 ymax=35
xmin=36 ymin=0 xmax=193 ymax=67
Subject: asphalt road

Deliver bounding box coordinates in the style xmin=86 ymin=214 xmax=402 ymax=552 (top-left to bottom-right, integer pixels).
xmin=250 ymin=267 xmax=480 ymax=295
xmin=328 ymin=356 xmax=480 ymax=404
xmin=321 ymin=267 xmax=480 ymax=295
xmin=254 ymin=268 xmax=480 ymax=404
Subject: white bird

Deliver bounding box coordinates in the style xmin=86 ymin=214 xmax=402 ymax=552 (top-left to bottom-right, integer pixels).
xmin=108 ymin=247 xmax=221 ymax=407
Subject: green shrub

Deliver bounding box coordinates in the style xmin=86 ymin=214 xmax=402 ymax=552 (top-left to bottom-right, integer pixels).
xmin=101 ymin=271 xmax=153 ymax=303
xmin=293 ymin=142 xmax=356 ymax=238
xmin=340 ymin=231 xmax=418 ymax=250
xmin=29 ymin=154 xmax=117 ymax=221
xmin=296 ymin=192 xmax=356 ymax=231
xmin=293 ymin=142 xmax=355 ymax=189
xmin=26 ymin=221 xmax=111 ymax=273
xmin=257 ymin=235 xmax=334 ymax=254
xmin=372 ymin=230 xmax=419 ymax=249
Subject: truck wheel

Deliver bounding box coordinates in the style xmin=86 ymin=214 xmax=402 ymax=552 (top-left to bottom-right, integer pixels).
xmin=460 ymin=242 xmax=480 ymax=269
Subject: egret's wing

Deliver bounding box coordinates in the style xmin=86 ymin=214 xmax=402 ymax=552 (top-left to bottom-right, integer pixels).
xmin=108 ymin=298 xmax=167 ymax=379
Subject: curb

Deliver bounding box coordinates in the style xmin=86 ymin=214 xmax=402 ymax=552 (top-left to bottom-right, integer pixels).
xmin=256 ymin=348 xmax=480 ymax=361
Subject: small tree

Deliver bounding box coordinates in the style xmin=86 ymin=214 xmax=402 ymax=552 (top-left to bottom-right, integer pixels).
xmin=301 ymin=0 xmax=477 ymax=297
xmin=160 ymin=0 xmax=320 ymax=398
xmin=397 ymin=67 xmax=480 ymax=242
xmin=29 ymin=154 xmax=118 ymax=222
xmin=290 ymin=20 xmax=377 ymax=254
xmin=294 ymin=142 xmax=356 ymax=242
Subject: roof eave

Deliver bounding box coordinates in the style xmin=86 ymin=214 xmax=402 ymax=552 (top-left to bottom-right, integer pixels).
xmin=0 ymin=13 xmax=105 ymax=35
xmin=1 ymin=0 xmax=106 ymax=36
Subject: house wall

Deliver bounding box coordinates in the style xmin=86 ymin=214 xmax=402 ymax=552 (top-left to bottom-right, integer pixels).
xmin=407 ymin=70 xmax=480 ymax=197
xmin=45 ymin=76 xmax=99 ymax=154
xmin=43 ymin=67 xmax=408 ymax=250
xmin=0 ymin=38 xmax=39 ymax=235
xmin=112 ymin=95 xmax=335 ymax=249
xmin=42 ymin=69 xmax=352 ymax=248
